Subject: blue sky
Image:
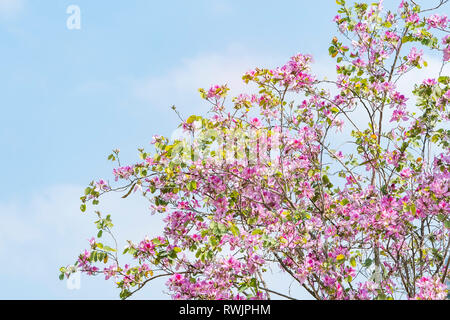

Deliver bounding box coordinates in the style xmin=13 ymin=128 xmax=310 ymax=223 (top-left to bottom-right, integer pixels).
xmin=0 ymin=0 xmax=448 ymax=299
xmin=0 ymin=0 xmax=340 ymax=201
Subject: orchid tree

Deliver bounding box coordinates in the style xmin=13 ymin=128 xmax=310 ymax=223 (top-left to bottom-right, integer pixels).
xmin=60 ymin=0 xmax=450 ymax=300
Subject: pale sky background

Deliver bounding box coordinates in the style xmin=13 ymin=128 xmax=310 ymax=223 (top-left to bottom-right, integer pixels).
xmin=0 ymin=0 xmax=448 ymax=299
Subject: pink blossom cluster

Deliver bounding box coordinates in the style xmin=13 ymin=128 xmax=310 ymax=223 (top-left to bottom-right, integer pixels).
xmin=64 ymin=0 xmax=450 ymax=301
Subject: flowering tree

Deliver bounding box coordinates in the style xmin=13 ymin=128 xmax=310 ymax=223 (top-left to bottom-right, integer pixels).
xmin=60 ymin=0 xmax=450 ymax=300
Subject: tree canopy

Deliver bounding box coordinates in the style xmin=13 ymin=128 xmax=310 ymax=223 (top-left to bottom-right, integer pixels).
xmin=61 ymin=0 xmax=450 ymax=300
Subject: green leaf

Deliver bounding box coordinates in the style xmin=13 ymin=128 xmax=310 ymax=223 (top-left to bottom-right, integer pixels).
xmin=430 ymin=134 xmax=438 ymax=143
xmin=247 ymin=217 xmax=258 ymax=225
xmin=120 ymin=289 xmax=131 ymax=300
xmin=210 ymin=236 xmax=218 ymax=246
xmin=230 ymin=225 xmax=240 ymax=237
xmin=363 ymin=258 xmax=373 ymax=267
xmin=80 ymin=204 xmax=86 ymax=212
xmin=251 ymin=229 xmax=263 ymax=235
xmin=187 ymin=180 xmax=197 ymax=191
xmin=186 ymin=115 xmax=197 ymax=124
xmin=410 ymin=204 xmax=416 ymax=216
xmin=376 ymin=293 xmax=387 ymax=300
xmin=103 ymin=245 xmax=116 ymax=252
xmin=438 ymin=76 xmax=449 ymax=84
xmin=218 ymin=223 xmax=227 ymax=235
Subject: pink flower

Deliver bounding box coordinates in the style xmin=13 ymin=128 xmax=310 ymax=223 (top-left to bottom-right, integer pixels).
xmin=88 ymin=237 xmax=96 ymax=247
xmin=384 ymin=31 xmax=399 ymax=42
xmin=352 ymin=58 xmax=366 ymax=68
xmin=413 ymin=277 xmax=448 ymax=300
xmin=426 ymin=14 xmax=448 ymax=29
xmin=112 ymin=165 xmax=134 ymax=181
xmin=145 ymin=157 xmax=155 ymax=166
xmin=206 ymin=84 xmax=229 ymax=99
xmin=169 ymin=273 xmax=186 ymax=285
xmin=407 ymin=47 xmax=423 ymax=66
xmin=390 ymin=108 xmax=408 ymax=122
xmin=103 ymin=264 xmax=117 ymax=280
xmin=444 ymin=47 xmax=450 ymax=62
xmin=406 ymin=13 xmax=420 ymax=24
xmin=444 ymin=89 xmax=450 ymax=101
xmin=345 ymin=175 xmax=356 ymax=186
xmin=400 ymin=167 xmax=412 ymax=178
xmin=138 ymin=238 xmax=156 ymax=254
xmin=443 ymin=35 xmax=450 ymax=45
xmin=151 ymin=135 xmax=161 ymax=144
xmin=442 ymin=35 xmax=450 ymax=61
xmin=250 ymin=117 xmax=262 ymax=128
xmin=95 ymin=179 xmax=110 ymax=191
xmin=391 ymin=91 xmax=408 ymax=106
xmin=422 ymin=78 xmax=437 ymax=86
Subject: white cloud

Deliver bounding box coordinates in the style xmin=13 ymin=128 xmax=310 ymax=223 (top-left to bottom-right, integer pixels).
xmin=133 ymin=44 xmax=284 ymax=114
xmin=0 ymin=0 xmax=25 ymax=19
xmin=209 ymin=0 xmax=233 ymax=16
xmin=0 ymin=184 xmax=167 ymax=299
